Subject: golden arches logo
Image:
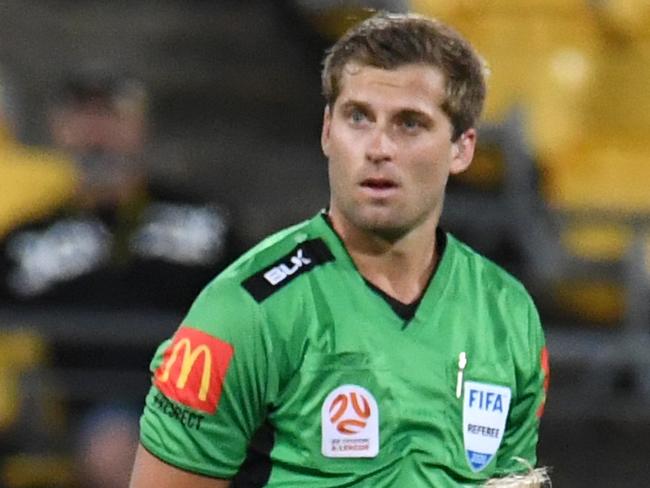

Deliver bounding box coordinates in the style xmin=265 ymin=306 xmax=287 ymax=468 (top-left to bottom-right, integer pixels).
xmin=153 ymin=326 xmax=233 ymax=414
xmin=156 ymin=338 xmax=212 ymax=402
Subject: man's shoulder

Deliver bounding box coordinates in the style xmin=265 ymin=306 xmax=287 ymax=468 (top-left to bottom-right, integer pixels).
xmin=204 ymin=215 xmax=332 ymax=303
xmin=445 ymin=234 xmax=544 ymax=349
xmin=181 ymin=215 xmax=332 ymax=344
xmin=446 ymin=232 xmax=532 ymax=303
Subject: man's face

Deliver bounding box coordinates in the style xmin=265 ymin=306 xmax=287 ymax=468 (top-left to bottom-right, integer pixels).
xmin=50 ymin=100 xmax=145 ymax=157
xmin=322 ymin=63 xmax=475 ymax=239
xmin=49 ymin=99 xmax=147 ymax=207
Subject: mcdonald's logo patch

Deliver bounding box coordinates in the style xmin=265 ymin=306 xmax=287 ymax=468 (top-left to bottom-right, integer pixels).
xmin=154 ymin=326 xmax=234 ymax=414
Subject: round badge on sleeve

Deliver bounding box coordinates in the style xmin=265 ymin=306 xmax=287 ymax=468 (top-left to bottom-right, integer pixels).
xmin=321 ymin=384 xmax=379 ymax=458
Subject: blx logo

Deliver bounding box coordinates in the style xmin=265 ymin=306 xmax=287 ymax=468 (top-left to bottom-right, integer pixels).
xmin=263 ymin=249 xmax=312 ymax=285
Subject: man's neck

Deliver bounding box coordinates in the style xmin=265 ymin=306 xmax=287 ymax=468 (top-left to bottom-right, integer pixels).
xmin=329 ymin=213 xmax=439 ymax=304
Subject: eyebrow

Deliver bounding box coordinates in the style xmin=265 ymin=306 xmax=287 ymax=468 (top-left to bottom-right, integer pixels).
xmin=397 ymin=108 xmax=431 ymax=119
xmin=339 ymin=98 xmax=434 ymax=118
xmin=337 ymin=99 xmax=371 ymax=113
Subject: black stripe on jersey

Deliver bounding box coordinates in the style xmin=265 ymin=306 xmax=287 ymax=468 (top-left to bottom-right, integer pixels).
xmin=241 ymin=238 xmax=334 ymax=302
xmin=232 ymin=422 xmax=274 ymax=488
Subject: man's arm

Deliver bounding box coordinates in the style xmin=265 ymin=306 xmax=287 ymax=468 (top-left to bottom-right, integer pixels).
xmin=495 ymin=303 xmax=549 ymax=474
xmin=134 ymin=281 xmax=276 ymax=483
xmin=130 ymin=444 xmax=231 ymax=488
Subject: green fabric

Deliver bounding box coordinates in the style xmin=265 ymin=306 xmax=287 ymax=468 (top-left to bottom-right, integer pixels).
xmin=140 ymin=212 xmax=547 ymax=487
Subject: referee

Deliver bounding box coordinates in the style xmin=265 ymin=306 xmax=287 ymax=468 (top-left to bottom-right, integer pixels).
xmin=130 ymin=12 xmax=549 ymax=487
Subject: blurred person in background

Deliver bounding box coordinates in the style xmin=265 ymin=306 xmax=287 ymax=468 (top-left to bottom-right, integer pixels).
xmin=47 ymin=69 xmax=148 ymax=213
xmin=0 ymin=67 xmax=242 ymax=311
xmin=130 ymin=12 xmax=548 ymax=488
xmin=0 ymin=66 xmax=243 ymax=488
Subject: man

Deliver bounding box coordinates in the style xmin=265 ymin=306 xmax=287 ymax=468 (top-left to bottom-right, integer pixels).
xmin=130 ymin=12 xmax=549 ymax=487
xmin=0 ymin=69 xmax=239 ymax=310
xmin=46 ymin=69 xmax=149 ymax=212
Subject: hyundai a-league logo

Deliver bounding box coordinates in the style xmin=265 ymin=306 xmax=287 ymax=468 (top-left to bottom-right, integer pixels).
xmin=321 ymin=384 xmax=379 ymax=458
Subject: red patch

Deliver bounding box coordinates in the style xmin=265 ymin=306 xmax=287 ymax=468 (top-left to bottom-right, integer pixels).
xmin=536 ymin=346 xmax=550 ymax=418
xmin=154 ymin=326 xmax=234 ymax=414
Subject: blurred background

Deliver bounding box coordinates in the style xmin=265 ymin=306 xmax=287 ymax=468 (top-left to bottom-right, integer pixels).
xmin=1 ymin=0 xmax=649 ymax=486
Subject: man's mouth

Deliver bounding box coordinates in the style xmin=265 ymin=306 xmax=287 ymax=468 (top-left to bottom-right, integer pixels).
xmin=359 ymin=177 xmax=400 ymax=199
xmin=360 ymin=178 xmax=398 ymax=190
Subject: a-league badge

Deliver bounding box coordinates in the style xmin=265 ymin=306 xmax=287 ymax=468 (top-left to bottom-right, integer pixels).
xmin=462 ymin=381 xmax=511 ymax=472
xmin=321 ymin=384 xmax=379 ymax=458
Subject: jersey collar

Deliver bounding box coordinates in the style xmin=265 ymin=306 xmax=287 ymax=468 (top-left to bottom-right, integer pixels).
xmin=311 ymin=210 xmax=456 ymax=324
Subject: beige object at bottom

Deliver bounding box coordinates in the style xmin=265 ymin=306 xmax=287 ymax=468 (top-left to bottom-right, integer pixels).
xmin=484 ymin=459 xmax=551 ymax=487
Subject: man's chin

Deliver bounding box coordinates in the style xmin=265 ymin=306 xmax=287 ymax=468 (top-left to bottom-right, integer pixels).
xmin=354 ymin=211 xmax=411 ymax=241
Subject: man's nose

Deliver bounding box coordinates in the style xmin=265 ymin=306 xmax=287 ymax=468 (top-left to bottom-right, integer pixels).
xmin=365 ymin=127 xmax=396 ymax=164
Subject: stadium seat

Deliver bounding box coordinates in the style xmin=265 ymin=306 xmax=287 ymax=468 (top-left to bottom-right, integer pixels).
xmin=0 ymin=328 xmax=75 ymax=488
xmin=0 ymin=329 xmax=47 ymax=431
xmin=0 ymin=128 xmax=77 ymax=239
xmin=593 ymin=0 xmax=650 ymax=40
xmin=537 ymin=16 xmax=650 ymax=322
xmin=1 ymin=453 xmax=74 ymax=488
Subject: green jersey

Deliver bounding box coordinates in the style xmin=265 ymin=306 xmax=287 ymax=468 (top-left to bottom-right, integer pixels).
xmin=140 ymin=212 xmax=549 ymax=487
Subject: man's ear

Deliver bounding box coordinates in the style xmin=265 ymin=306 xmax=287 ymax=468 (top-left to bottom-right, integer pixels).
xmin=449 ymin=128 xmax=477 ymax=175
xmin=321 ymin=105 xmax=332 ymax=157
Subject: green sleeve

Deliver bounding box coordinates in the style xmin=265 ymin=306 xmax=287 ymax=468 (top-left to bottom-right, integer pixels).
xmin=495 ymin=300 xmax=548 ymax=475
xmin=139 ymin=279 xmax=279 ymax=479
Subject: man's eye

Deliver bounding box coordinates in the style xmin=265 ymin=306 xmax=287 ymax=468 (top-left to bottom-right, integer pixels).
xmin=349 ymin=109 xmax=367 ymax=123
xmin=401 ymin=118 xmax=423 ymax=130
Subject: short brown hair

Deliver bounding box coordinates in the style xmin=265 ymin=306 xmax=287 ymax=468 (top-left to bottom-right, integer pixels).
xmin=321 ymin=12 xmax=487 ymax=140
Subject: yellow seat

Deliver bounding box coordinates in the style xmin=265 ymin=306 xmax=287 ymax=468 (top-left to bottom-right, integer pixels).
xmin=541 ymin=29 xmax=650 ymax=259
xmin=0 ymin=329 xmax=48 ymax=430
xmin=0 ymin=126 xmax=77 ymax=239
xmin=1 ymin=454 xmax=75 ymax=488
xmin=593 ymin=0 xmax=650 ymax=40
